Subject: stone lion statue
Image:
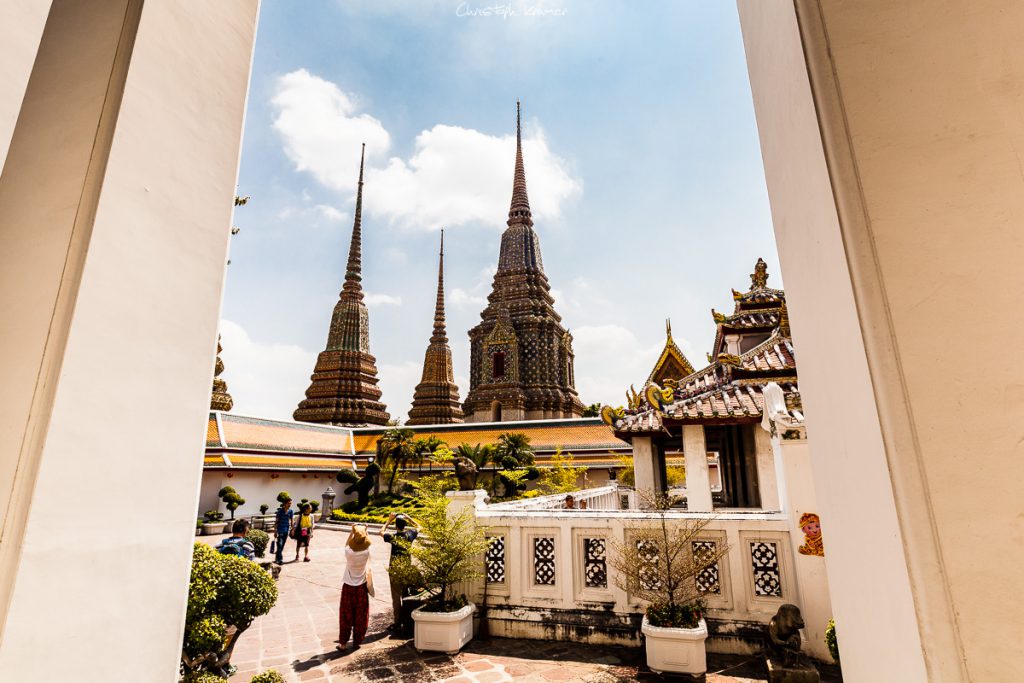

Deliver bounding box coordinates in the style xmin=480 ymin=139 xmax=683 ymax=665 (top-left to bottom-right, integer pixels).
xmin=766 ymin=604 xmax=808 ymax=667
xmin=453 ymin=456 xmax=478 ymax=491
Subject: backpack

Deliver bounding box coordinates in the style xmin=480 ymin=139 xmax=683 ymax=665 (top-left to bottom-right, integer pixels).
xmin=218 ymin=538 xmax=247 ymax=557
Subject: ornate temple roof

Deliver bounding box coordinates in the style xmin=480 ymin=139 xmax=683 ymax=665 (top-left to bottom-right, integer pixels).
xmin=408 ymin=231 xmax=465 ymax=425
xmin=607 ymin=258 xmax=800 ymax=435
xmin=210 ymin=335 xmax=233 ymax=412
xmin=644 ymin=319 xmax=696 ymax=387
xmin=293 ymin=145 xmax=390 ymax=426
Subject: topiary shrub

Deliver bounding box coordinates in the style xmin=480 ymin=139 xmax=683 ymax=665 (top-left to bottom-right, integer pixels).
xmin=276 ymin=491 xmax=291 ymax=504
xmin=245 ymin=529 xmax=269 ymax=558
xmin=250 ymin=670 xmax=285 ymax=683
xmin=203 ymin=510 xmax=224 ymax=522
xmin=182 ymin=672 xmax=225 ymax=683
xmin=825 ymin=618 xmax=840 ymax=663
xmin=259 ymin=504 xmax=269 ymax=515
xmin=218 ymin=486 xmax=245 ymax=519
xmin=181 ymin=543 xmax=278 ymax=678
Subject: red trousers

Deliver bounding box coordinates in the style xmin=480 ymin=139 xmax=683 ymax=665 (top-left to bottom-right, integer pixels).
xmin=338 ymin=583 xmax=369 ymax=646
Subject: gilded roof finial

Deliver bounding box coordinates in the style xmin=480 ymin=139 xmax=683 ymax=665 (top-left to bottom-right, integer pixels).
xmin=750 ymin=257 xmax=769 ymax=290
xmin=431 ymin=229 xmax=448 ymax=343
xmin=211 ymin=334 xmax=234 ymax=411
xmin=508 ymin=100 xmax=533 ymax=226
xmin=666 ymin=318 xmax=673 ymax=340
xmin=341 ymin=143 xmax=366 ymax=302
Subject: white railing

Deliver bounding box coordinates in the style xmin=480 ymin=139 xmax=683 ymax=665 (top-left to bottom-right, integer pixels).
xmin=485 ymin=484 xmax=624 ymax=511
xmin=452 ymin=490 xmax=804 ymax=650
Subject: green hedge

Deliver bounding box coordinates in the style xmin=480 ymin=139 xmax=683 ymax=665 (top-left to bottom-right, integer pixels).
xmin=250 ymin=671 xmax=285 ymax=683
xmin=245 ymin=529 xmax=270 ymax=558
xmin=330 ymin=511 xmax=388 ymax=525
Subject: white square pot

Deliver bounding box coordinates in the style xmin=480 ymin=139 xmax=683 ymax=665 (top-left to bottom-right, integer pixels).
xmin=412 ymin=602 xmax=475 ymax=654
xmin=641 ymin=615 xmax=708 ymax=675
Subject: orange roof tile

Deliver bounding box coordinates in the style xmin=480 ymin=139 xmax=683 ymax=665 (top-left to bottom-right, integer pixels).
xmin=206 ymin=417 xmax=220 ymax=447
xmin=228 ymin=454 xmax=354 ymax=470
xmin=216 ymin=413 xmax=354 ymax=455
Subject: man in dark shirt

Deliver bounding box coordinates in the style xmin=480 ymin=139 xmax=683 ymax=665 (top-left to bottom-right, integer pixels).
xmin=274 ymin=497 xmax=294 ymax=565
xmin=382 ymin=513 xmax=419 ymax=629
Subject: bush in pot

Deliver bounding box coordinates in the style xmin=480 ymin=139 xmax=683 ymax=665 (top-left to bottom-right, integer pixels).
xmin=611 ymin=493 xmax=729 ymax=676
xmin=408 ymin=490 xmax=488 ymax=653
xmin=218 ymin=487 xmax=245 ymax=520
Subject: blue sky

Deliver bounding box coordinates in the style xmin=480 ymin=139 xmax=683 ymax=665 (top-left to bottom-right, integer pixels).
xmin=220 ymin=0 xmax=780 ymax=421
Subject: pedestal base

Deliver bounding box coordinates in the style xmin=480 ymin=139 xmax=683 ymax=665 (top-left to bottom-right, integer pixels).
xmin=767 ymin=658 xmax=820 ymax=683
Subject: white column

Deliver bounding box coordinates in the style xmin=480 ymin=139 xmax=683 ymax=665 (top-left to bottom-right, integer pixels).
xmin=753 ymin=424 xmax=780 ymax=511
xmin=631 ymin=436 xmax=658 ymax=502
xmin=0 ymin=0 xmax=259 ymax=679
xmin=682 ymin=425 xmax=713 ymax=512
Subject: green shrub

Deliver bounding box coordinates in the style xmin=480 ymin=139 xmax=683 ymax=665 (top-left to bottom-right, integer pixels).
xmin=276 ymin=491 xmax=291 ymax=504
xmin=183 ymin=673 xmax=225 ymax=683
xmin=825 ymin=618 xmax=840 ymax=663
xmin=187 ymin=544 xmax=224 ymax=622
xmin=184 ymin=614 xmax=227 ymax=659
xmin=203 ymin=510 xmax=224 ymax=522
xmin=259 ymin=504 xmax=269 ymax=515
xmin=212 ymin=555 xmax=278 ymax=627
xmin=249 ymin=671 xmax=285 ymax=683
xmin=330 ymin=511 xmax=388 ymax=525
xmin=245 ymin=529 xmax=270 ymax=558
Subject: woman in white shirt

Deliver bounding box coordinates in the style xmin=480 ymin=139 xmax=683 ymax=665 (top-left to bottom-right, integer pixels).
xmin=338 ymin=524 xmax=372 ymax=650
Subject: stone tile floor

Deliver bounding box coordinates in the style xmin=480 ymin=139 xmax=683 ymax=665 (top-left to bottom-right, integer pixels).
xmin=200 ymin=529 xmax=841 ymax=683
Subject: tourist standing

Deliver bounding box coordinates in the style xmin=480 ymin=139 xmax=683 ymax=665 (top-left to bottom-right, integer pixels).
xmin=274 ymin=496 xmax=294 ymax=565
xmin=381 ymin=512 xmax=419 ymax=630
xmin=216 ymin=519 xmax=256 ymax=560
xmin=338 ymin=524 xmax=372 ymax=651
xmin=293 ymin=502 xmax=315 ymax=563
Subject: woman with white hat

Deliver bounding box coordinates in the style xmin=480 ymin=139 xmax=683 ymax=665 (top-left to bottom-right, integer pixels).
xmin=338 ymin=524 xmax=373 ymax=650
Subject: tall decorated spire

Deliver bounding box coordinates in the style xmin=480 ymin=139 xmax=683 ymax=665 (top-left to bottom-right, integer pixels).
xmin=210 ymin=335 xmax=234 ymax=411
xmin=341 ymin=143 xmax=366 ymax=302
xmin=464 ymin=102 xmax=584 ymax=422
xmin=294 ymin=144 xmax=389 ymax=426
xmin=508 ymin=100 xmax=532 ymax=226
xmin=408 ymin=230 xmax=464 ymax=425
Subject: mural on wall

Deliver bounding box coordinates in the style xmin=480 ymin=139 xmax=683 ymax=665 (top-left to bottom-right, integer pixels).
xmin=797 ymin=512 xmax=824 ymax=557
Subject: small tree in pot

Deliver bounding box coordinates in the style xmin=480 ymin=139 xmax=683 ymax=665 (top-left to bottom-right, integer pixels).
xmin=408 ymin=491 xmax=488 ymax=653
xmin=611 ymin=493 xmax=729 ymax=676
xmin=218 ymin=486 xmax=245 ymax=520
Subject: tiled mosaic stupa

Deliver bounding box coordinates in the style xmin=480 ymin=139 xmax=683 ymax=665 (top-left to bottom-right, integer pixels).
xmin=210 ymin=335 xmax=233 ymax=412
xmin=463 ymin=102 xmax=585 ymax=422
xmin=407 ymin=230 xmax=465 ymax=425
xmin=294 ymin=145 xmax=390 ymax=426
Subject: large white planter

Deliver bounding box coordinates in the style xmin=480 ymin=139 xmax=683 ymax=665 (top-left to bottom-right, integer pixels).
xmin=641 ymin=615 xmax=708 ymax=676
xmin=412 ymin=602 xmax=475 ymax=654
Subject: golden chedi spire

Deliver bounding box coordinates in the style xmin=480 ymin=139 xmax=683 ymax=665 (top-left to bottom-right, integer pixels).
xmin=408 ymin=230 xmax=465 ymax=425
xmin=294 ymin=144 xmax=390 ymax=426
xmin=210 ymin=335 xmax=234 ymax=411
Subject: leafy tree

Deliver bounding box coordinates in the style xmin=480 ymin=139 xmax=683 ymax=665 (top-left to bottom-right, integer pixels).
xmin=378 ymin=428 xmax=417 ymax=494
xmin=493 ymin=433 xmax=539 ymax=498
xmin=582 ymin=403 xmax=602 ymax=417
xmin=218 ymin=486 xmax=245 ymax=519
xmin=408 ymin=488 xmax=488 ymax=613
xmin=456 ymin=443 xmax=496 ymax=470
xmin=536 ymin=449 xmax=586 ymax=495
xmin=610 ymin=493 xmax=728 ymax=629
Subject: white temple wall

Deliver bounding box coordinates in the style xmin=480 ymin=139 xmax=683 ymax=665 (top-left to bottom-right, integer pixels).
xmin=0 ymin=1 xmax=259 ymax=679
xmin=739 ymin=0 xmax=1024 ymax=679
xmin=198 ymin=471 xmax=348 ymax=521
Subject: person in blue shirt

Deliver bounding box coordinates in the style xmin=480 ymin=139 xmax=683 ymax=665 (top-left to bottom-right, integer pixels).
xmin=216 ymin=519 xmax=256 ymax=560
xmin=381 ymin=512 xmax=419 ymax=630
xmin=274 ymin=497 xmax=294 ymax=565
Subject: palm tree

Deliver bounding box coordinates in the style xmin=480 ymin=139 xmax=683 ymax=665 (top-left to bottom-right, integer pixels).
xmin=495 ymin=432 xmax=534 ymax=469
xmin=456 ymin=443 xmax=496 ymax=470
xmin=378 ymin=427 xmax=417 ymax=494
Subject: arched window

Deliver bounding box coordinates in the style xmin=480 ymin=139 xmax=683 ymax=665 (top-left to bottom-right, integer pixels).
xmin=491 ymin=402 xmax=502 ymax=422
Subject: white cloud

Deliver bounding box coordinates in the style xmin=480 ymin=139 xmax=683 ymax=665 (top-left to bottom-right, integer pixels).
xmin=364 ymin=292 xmax=402 ymax=308
xmin=271 ymin=69 xmax=582 ymax=231
xmin=570 ymin=324 xmax=697 ymax=407
xmin=218 ymin=320 xmax=316 ymax=421
xmin=271 ymin=69 xmax=391 ymax=193
xmin=449 ymin=287 xmax=487 ymax=309
xmin=377 ymin=360 xmax=423 ymax=425
xmin=315 ymin=204 xmax=347 ymax=222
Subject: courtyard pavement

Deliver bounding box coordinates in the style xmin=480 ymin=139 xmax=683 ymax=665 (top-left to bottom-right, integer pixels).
xmin=199 ymin=528 xmax=841 ymax=683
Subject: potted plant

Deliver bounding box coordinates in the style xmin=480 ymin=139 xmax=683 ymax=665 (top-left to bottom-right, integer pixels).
xmin=218 ymin=486 xmax=246 ymax=519
xmin=611 ymin=493 xmax=729 ymax=677
xmin=201 ymin=510 xmax=226 ymax=535
xmin=409 ymin=491 xmax=488 ymax=653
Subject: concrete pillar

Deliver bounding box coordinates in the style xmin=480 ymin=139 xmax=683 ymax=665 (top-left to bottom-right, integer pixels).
xmin=446 ymin=489 xmax=488 ymax=519
xmin=682 ymin=425 xmax=713 ymax=512
xmin=753 ymin=424 xmax=780 ymax=511
xmin=0 ymin=1 xmax=51 ymax=167
xmin=0 ymin=0 xmax=259 ymax=679
xmin=630 ymin=436 xmax=661 ymax=503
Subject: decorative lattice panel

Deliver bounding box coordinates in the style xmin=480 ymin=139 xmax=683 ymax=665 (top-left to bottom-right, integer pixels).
xmin=533 ymin=537 xmax=556 ymax=586
xmin=485 ymin=536 xmax=505 ymax=584
xmin=583 ymin=538 xmax=607 ymax=588
xmin=636 ymin=539 xmax=663 ymax=591
xmin=692 ymin=540 xmax=722 ymax=595
xmin=750 ymin=541 xmax=782 ymax=597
